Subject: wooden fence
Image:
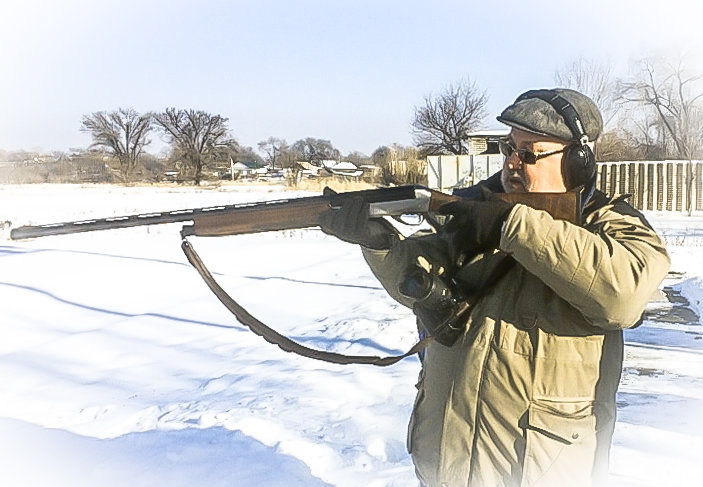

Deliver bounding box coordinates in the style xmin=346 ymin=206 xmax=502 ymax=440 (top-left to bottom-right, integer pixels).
xmin=596 ymin=160 xmax=703 ymax=213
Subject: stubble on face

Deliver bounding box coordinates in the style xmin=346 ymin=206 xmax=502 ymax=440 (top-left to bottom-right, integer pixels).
xmin=499 ymin=129 xmax=568 ymax=194
xmin=501 ymin=166 xmax=529 ymax=193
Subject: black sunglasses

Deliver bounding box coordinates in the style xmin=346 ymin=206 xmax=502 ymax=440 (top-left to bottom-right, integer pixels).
xmin=498 ymin=139 xmax=566 ymax=165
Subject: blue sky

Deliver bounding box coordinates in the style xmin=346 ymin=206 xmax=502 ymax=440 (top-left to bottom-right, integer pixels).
xmin=1 ymin=0 xmax=701 ymax=156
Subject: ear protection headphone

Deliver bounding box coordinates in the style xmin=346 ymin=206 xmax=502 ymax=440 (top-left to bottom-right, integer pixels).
xmin=517 ymin=89 xmax=596 ymax=191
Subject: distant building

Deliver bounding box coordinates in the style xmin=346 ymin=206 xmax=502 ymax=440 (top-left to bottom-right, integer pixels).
xmin=231 ymin=161 xmax=255 ymax=175
xmin=297 ymin=160 xmax=363 ymax=179
xmin=427 ymin=129 xmax=509 ymax=191
xmin=465 ymin=129 xmax=509 ymax=155
xmin=229 ymin=160 xmax=267 ymax=179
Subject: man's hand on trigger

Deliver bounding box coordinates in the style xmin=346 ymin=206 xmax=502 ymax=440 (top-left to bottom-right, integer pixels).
xmin=319 ymin=191 xmax=393 ymax=250
xmin=439 ymin=198 xmax=514 ymax=256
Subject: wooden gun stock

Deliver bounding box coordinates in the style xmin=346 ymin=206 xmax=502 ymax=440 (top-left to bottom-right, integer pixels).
xmin=421 ymin=188 xmax=581 ymax=226
xmin=490 ymin=190 xmax=582 ymax=225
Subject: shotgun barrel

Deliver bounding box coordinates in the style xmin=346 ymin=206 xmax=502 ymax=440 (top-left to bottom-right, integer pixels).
xmin=10 ymin=186 xmax=430 ymax=240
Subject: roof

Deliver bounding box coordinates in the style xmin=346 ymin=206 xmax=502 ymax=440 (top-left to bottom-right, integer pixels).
xmin=231 ymin=160 xmax=262 ymax=170
xmin=332 ymin=161 xmax=358 ymax=170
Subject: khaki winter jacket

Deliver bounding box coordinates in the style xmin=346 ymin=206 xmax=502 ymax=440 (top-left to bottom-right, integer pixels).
xmin=362 ymin=192 xmax=670 ymax=487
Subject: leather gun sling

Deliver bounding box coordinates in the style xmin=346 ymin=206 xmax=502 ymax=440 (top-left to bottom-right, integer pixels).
xmin=182 ymin=238 xmax=433 ymax=366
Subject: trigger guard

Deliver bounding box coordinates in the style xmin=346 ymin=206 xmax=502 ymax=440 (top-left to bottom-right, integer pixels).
xmin=391 ymin=214 xmax=425 ymax=226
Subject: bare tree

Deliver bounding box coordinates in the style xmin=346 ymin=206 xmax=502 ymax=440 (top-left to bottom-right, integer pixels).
xmin=371 ymin=146 xmax=391 ymax=167
xmin=554 ymin=57 xmax=619 ymax=127
xmin=257 ymin=137 xmax=288 ymax=169
xmin=411 ymin=78 xmax=488 ymax=155
xmin=152 ymin=108 xmax=233 ymax=185
xmin=290 ymin=137 xmax=340 ymax=164
xmin=228 ymin=143 xmax=263 ymax=165
xmin=618 ymin=58 xmax=703 ymax=212
xmin=618 ymin=59 xmax=703 ymax=160
xmin=81 ymin=108 xmax=152 ymax=180
xmin=629 ymin=110 xmax=670 ymax=160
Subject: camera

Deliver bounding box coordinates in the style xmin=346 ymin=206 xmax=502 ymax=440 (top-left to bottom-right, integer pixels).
xmin=398 ymin=268 xmax=470 ymax=347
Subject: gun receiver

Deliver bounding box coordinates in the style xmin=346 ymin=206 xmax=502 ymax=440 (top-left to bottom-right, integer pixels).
xmin=10 ymin=185 xmax=581 ymax=241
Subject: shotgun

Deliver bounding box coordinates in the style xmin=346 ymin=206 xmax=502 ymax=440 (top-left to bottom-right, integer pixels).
xmin=10 ymin=185 xmax=581 ymax=240
xmin=9 ymin=185 xmax=582 ymax=366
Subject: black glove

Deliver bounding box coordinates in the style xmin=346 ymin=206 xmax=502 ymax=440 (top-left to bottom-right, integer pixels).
xmin=319 ymin=195 xmax=393 ymax=250
xmin=439 ymin=198 xmax=514 ymax=256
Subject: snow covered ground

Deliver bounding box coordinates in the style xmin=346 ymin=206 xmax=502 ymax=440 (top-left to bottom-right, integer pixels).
xmin=1 ymin=183 xmax=702 ymax=487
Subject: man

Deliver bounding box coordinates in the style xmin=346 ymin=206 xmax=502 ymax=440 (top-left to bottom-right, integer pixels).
xmin=320 ymin=88 xmax=670 ymax=486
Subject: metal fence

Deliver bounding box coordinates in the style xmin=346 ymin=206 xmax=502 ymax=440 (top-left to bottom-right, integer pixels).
xmin=596 ymin=160 xmax=703 ymax=213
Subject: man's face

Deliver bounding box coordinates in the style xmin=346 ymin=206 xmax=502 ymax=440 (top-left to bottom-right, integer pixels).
xmin=500 ymin=128 xmax=568 ymax=193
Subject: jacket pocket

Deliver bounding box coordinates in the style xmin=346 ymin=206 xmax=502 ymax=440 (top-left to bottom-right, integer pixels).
xmin=521 ymin=400 xmax=597 ymax=487
xmin=534 ymin=327 xmax=604 ymax=399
